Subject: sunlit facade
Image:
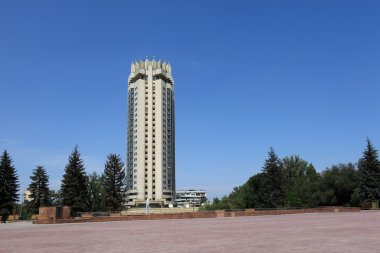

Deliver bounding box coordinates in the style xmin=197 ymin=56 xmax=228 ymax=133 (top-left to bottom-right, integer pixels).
xmin=126 ymin=59 xmax=175 ymax=207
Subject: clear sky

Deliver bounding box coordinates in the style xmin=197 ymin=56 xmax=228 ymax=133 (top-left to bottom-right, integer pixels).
xmin=0 ymin=0 xmax=379 ymax=200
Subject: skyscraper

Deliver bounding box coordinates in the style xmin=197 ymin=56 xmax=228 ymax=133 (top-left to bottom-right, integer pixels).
xmin=126 ymin=58 xmax=175 ymax=207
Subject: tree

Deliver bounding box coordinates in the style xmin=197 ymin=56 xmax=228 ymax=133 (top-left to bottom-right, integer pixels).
xmin=61 ymin=146 xmax=89 ymax=213
xmin=88 ymin=172 xmax=105 ymax=212
xmin=103 ymin=154 xmax=126 ymax=211
xmin=244 ymin=172 xmax=268 ymax=208
xmin=358 ymin=139 xmax=380 ymax=203
xmin=49 ymin=190 xmax=62 ymax=207
xmin=0 ymin=150 xmax=19 ymax=222
xmin=282 ymin=156 xmax=321 ymax=208
xmin=260 ymin=147 xmax=285 ymax=208
xmin=320 ymin=163 xmax=359 ymax=206
xmin=28 ymin=166 xmax=51 ymax=212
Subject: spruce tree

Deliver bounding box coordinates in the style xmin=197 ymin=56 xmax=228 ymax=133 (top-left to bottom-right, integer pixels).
xmin=0 ymin=150 xmax=19 ymax=222
xmin=261 ymin=147 xmax=285 ymax=208
xmin=28 ymin=166 xmax=51 ymax=211
xmin=103 ymin=154 xmax=126 ymax=211
xmin=61 ymin=146 xmax=89 ymax=213
xmin=358 ymin=139 xmax=380 ymax=203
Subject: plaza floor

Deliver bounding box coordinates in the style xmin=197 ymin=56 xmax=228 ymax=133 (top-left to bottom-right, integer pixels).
xmin=1 ymin=211 xmax=380 ymax=253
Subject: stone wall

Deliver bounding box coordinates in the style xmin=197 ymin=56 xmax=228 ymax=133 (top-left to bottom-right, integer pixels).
xmin=34 ymin=206 xmax=360 ymax=224
xmin=37 ymin=206 xmax=70 ymax=223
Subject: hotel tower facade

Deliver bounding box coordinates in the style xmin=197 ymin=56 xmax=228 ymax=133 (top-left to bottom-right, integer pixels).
xmin=126 ymin=59 xmax=175 ymax=207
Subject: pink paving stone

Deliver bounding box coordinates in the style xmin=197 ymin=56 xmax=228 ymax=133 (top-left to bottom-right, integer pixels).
xmin=1 ymin=211 xmax=380 ymax=253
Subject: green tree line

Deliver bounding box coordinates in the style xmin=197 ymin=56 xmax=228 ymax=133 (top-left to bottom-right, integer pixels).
xmin=1 ymin=139 xmax=379 ymax=222
xmin=0 ymin=146 xmax=126 ymax=222
xmin=203 ymin=139 xmax=380 ymax=210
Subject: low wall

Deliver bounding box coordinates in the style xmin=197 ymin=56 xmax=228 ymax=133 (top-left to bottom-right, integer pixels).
xmin=33 ymin=206 xmax=361 ymax=224
xmin=230 ymin=207 xmax=360 ymax=217
xmin=36 ymin=206 xmax=71 ymax=223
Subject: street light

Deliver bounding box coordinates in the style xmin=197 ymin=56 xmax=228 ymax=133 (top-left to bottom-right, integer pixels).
xmin=19 ymin=190 xmax=25 ymax=220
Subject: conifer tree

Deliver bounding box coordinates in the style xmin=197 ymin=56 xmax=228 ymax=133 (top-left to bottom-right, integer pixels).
xmin=28 ymin=166 xmax=51 ymax=211
xmin=103 ymin=154 xmax=126 ymax=211
xmin=358 ymin=139 xmax=380 ymax=203
xmin=61 ymin=146 xmax=89 ymax=213
xmin=261 ymin=147 xmax=285 ymax=208
xmin=0 ymin=150 xmax=19 ymax=222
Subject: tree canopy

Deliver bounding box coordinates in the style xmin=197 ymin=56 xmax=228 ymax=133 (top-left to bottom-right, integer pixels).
xmin=358 ymin=139 xmax=380 ymax=203
xmin=103 ymin=154 xmax=126 ymax=211
xmin=260 ymin=148 xmax=285 ymax=208
xmin=0 ymin=150 xmax=19 ymax=222
xmin=88 ymin=172 xmax=105 ymax=212
xmin=202 ymin=142 xmax=380 ymax=211
xmin=28 ymin=166 xmax=51 ymax=211
xmin=61 ymin=146 xmax=89 ymax=213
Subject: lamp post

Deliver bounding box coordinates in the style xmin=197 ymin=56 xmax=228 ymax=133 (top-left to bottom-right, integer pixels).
xmin=146 ymin=198 xmax=150 ymax=214
xmin=19 ymin=190 xmax=25 ymax=220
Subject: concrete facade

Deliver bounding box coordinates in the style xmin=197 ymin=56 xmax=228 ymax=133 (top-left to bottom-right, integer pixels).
xmin=126 ymin=59 xmax=175 ymax=207
xmin=176 ymin=189 xmax=207 ymax=207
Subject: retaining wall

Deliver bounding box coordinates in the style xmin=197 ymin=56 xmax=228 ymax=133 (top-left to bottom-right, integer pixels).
xmin=33 ymin=206 xmax=361 ymax=224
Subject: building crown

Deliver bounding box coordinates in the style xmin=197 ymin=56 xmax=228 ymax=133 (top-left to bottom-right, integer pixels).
xmin=131 ymin=58 xmax=172 ymax=75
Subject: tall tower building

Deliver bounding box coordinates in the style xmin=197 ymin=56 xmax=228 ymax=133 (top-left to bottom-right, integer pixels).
xmin=126 ymin=58 xmax=175 ymax=207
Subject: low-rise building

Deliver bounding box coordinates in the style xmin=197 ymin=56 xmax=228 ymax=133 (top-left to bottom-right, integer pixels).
xmin=175 ymin=189 xmax=206 ymax=207
xmin=24 ymin=190 xmax=33 ymax=202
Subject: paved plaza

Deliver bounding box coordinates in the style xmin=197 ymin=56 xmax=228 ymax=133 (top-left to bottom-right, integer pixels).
xmin=1 ymin=211 xmax=380 ymax=253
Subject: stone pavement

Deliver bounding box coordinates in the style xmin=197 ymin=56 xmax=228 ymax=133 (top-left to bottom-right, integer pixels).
xmin=1 ymin=211 xmax=380 ymax=253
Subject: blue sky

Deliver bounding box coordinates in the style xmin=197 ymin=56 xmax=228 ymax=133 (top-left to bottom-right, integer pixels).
xmin=0 ymin=0 xmax=379 ymax=200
